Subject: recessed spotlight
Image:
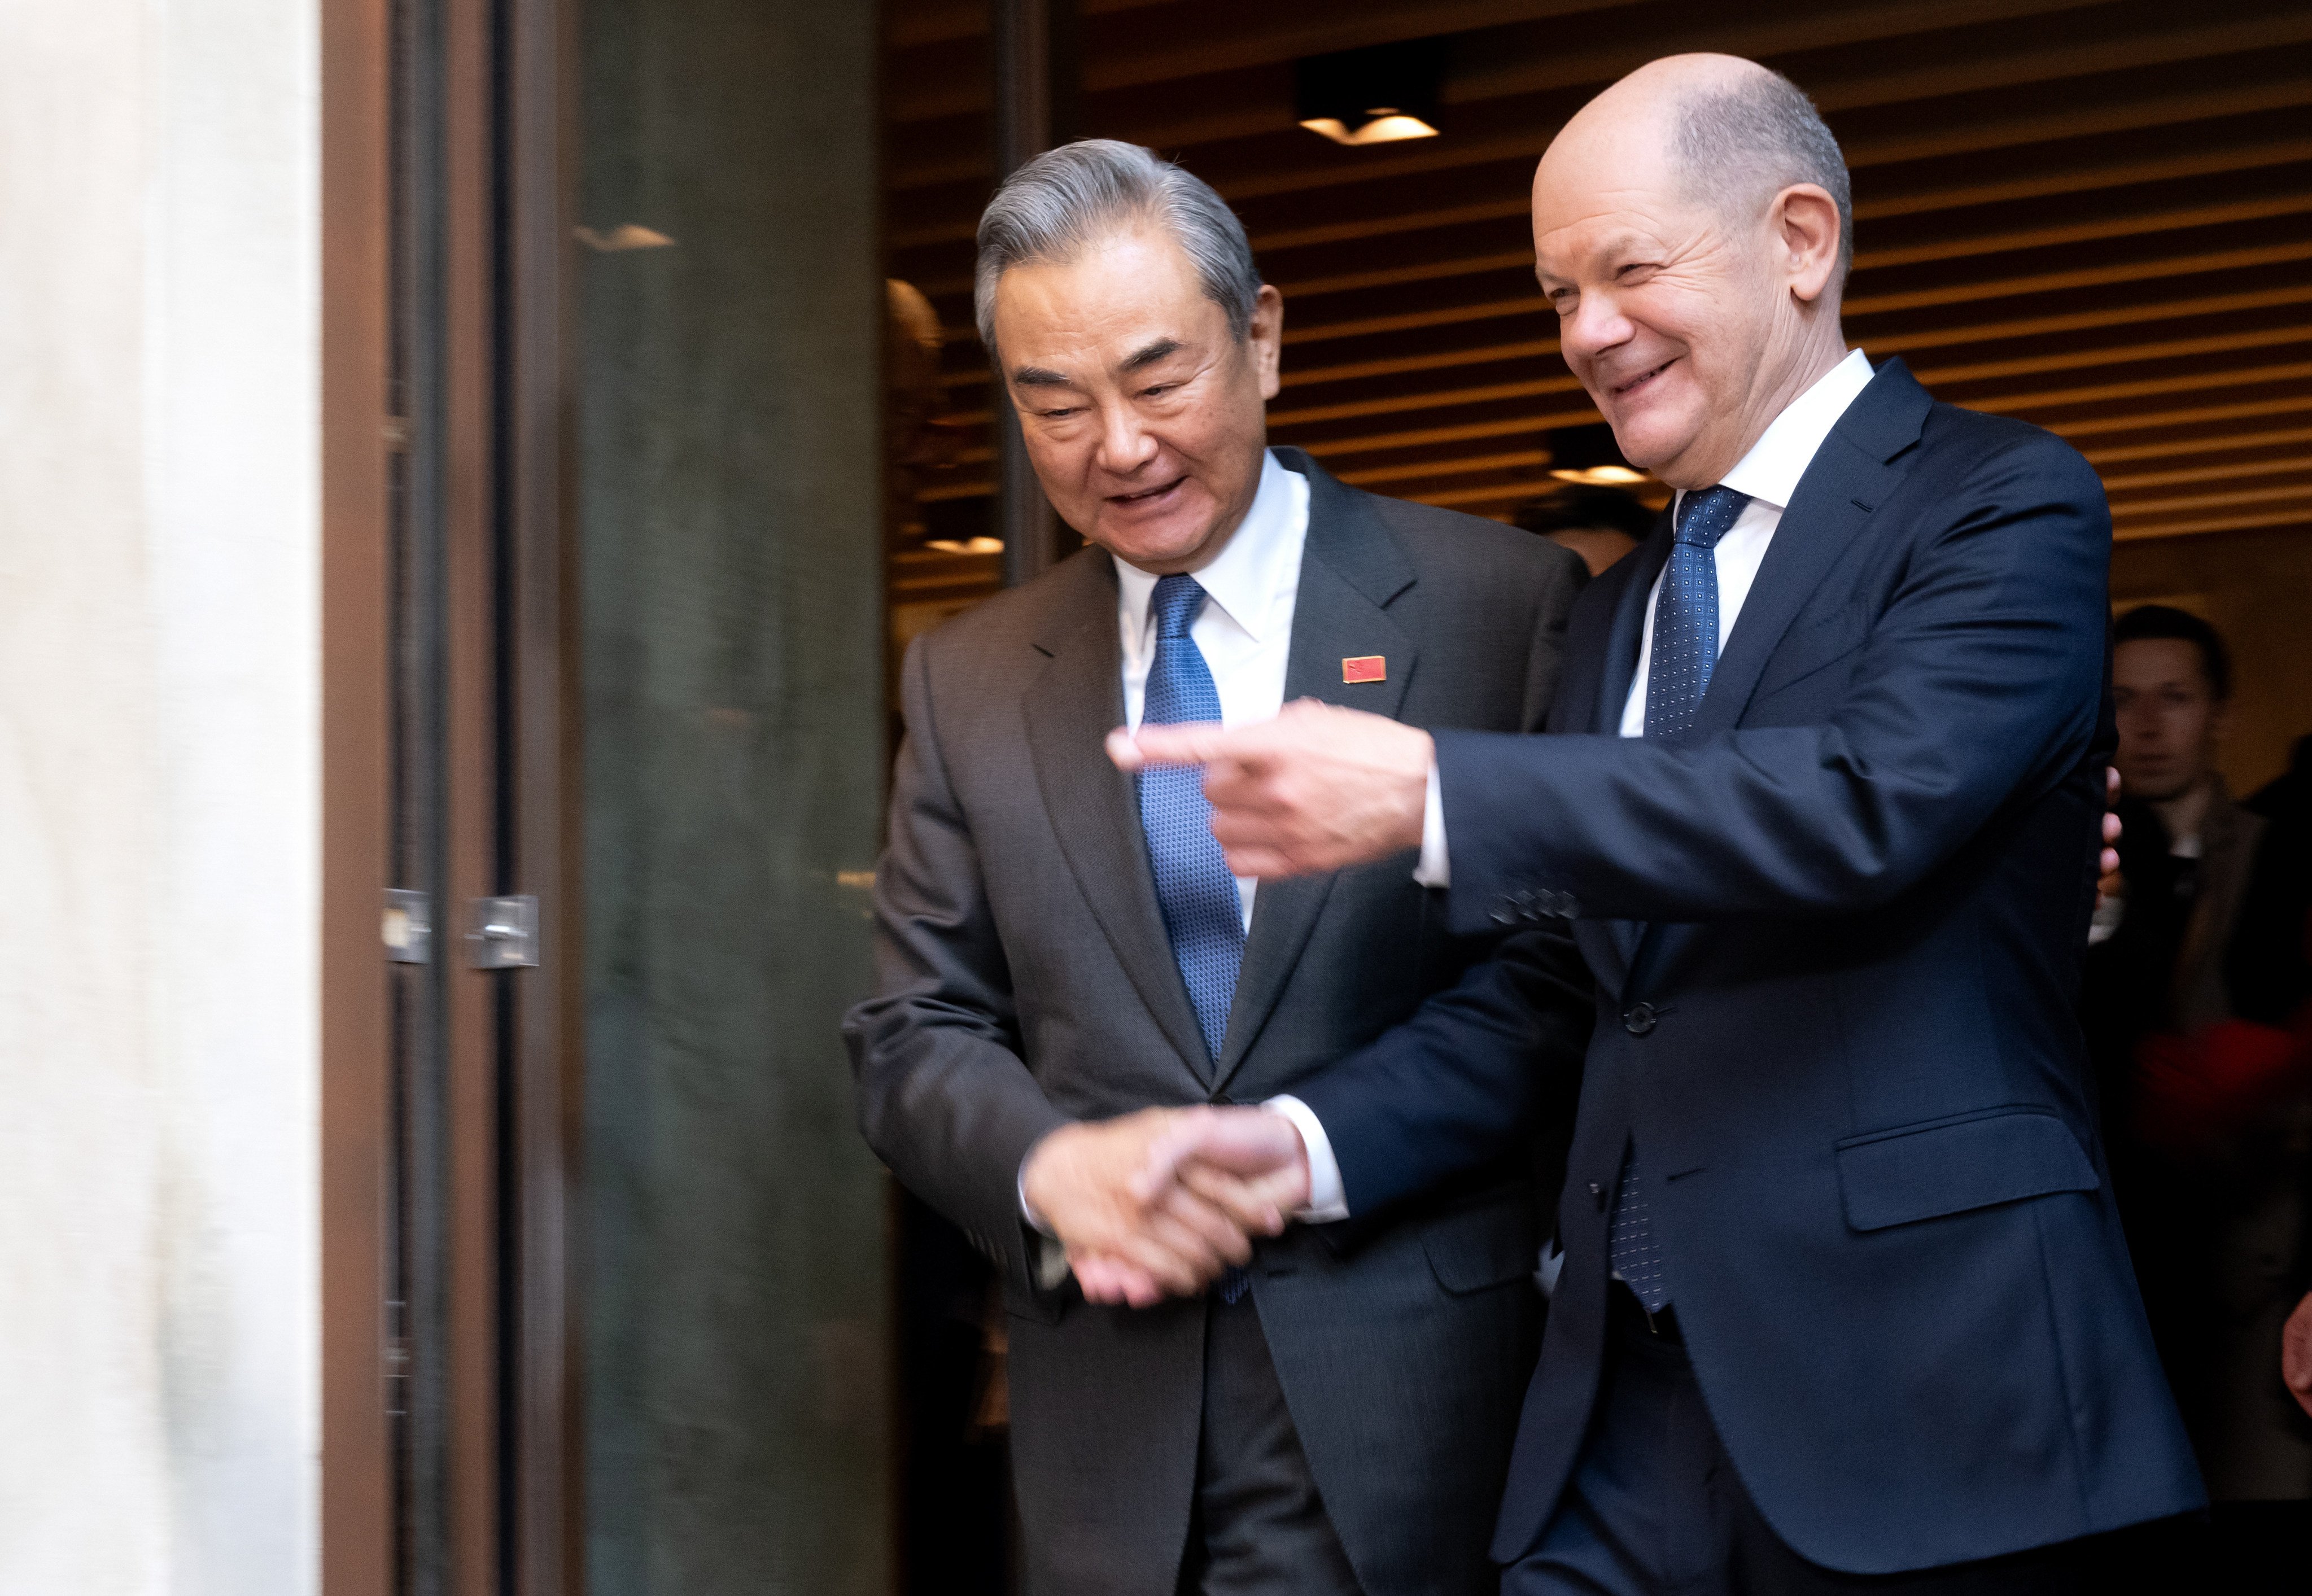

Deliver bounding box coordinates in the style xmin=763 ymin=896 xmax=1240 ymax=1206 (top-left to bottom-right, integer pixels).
xmin=1296 ymin=38 xmax=1448 ymax=148
xmin=1542 ymin=423 xmax=1645 ymax=487
xmin=926 ymin=536 xmax=1004 ymax=556
xmin=1298 ymin=113 xmax=1439 ymax=147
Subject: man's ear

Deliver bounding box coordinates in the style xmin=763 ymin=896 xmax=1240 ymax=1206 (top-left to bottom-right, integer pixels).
xmin=1773 ymin=184 xmax=1843 ymax=305
xmin=1249 ymin=284 xmax=1285 ymax=401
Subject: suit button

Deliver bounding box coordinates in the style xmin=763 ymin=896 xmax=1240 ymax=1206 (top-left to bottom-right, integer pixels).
xmin=1557 ymin=893 xmax=1580 ymax=919
xmin=1623 ymin=1002 xmax=1658 ymax=1037
xmin=1491 ymin=898 xmax=1519 ymax=927
xmin=1588 ymin=1181 xmax=1606 ymax=1210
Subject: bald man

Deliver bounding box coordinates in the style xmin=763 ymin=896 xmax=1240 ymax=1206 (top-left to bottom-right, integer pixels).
xmin=1118 ymin=56 xmax=2203 ymax=1594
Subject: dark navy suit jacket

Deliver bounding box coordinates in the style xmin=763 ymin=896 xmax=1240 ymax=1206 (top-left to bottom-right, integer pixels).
xmin=1294 ymin=361 xmax=2204 ymax=1574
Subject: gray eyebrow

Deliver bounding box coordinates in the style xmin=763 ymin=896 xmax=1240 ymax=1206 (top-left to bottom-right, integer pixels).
xmin=1012 ymin=338 xmax=1187 ymax=390
xmin=1120 ymin=338 xmax=1183 ymax=373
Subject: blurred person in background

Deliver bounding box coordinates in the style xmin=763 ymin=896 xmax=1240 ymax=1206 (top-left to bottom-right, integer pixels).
xmin=1511 ymin=484 xmax=1657 ymax=578
xmin=2083 ymin=606 xmax=2312 ymax=1586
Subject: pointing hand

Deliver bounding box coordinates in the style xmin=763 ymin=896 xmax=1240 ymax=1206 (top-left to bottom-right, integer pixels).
xmin=1108 ymin=699 xmax=1433 ymax=878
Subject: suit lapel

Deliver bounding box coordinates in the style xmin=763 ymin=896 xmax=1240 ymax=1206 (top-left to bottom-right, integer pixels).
xmin=1596 ymin=519 xmax=1671 ymax=734
xmin=1629 ymin=361 xmax=1934 ymax=996
xmin=1020 ymin=555 xmax=1215 ymax=1080
xmin=1213 ymin=452 xmax=1417 ymax=1091
xmin=1565 ymin=523 xmax=1668 ymax=997
xmin=1693 ymin=360 xmax=1930 ymax=735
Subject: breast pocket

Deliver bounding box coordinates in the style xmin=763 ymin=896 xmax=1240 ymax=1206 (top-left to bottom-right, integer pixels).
xmin=1835 ymin=1106 xmax=2099 ymax=1232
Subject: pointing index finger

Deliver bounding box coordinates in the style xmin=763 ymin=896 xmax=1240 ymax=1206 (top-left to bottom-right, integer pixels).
xmin=1107 ymin=720 xmax=1234 ymax=771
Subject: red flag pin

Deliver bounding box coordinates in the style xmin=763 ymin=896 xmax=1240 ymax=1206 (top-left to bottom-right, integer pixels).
xmin=1341 ymin=655 xmax=1386 ymax=684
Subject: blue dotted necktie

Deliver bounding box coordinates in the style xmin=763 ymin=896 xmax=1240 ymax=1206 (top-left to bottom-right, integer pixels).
xmin=1610 ymin=485 xmax=1750 ymax=1314
xmin=1137 ymin=575 xmax=1246 ymax=1065
xmin=1137 ymin=575 xmax=1252 ymax=1305
xmin=1642 ymin=485 xmax=1750 ymax=740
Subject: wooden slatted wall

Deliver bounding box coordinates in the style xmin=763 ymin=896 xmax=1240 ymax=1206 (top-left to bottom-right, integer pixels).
xmin=885 ymin=0 xmax=2310 ymax=585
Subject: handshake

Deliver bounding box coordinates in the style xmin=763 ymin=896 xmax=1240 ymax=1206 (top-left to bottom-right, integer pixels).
xmin=1020 ymin=1106 xmax=1315 ymax=1308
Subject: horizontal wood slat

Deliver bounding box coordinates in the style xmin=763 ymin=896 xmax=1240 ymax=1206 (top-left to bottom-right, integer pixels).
xmin=887 ymin=0 xmax=2312 ymax=550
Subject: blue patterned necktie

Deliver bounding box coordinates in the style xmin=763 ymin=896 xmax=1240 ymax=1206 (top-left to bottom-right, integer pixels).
xmin=1137 ymin=575 xmax=1253 ymax=1304
xmin=1137 ymin=575 xmax=1246 ymax=1065
xmin=1642 ymin=484 xmax=1751 ymax=739
xmin=1610 ymin=484 xmax=1751 ymax=1314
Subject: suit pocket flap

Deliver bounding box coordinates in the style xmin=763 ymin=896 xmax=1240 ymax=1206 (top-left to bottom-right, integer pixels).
xmin=1002 ymin=1270 xmax=1067 ymax=1325
xmin=1423 ymin=1197 xmax=1540 ymax=1293
xmin=1835 ymin=1108 xmax=2098 ymax=1233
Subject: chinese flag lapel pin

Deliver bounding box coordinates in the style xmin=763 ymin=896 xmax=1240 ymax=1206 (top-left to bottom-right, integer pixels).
xmin=1341 ymin=655 xmax=1386 ymax=684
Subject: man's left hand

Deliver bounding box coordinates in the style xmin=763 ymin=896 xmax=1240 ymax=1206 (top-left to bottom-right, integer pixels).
xmin=1109 ymin=699 xmax=1433 ymax=878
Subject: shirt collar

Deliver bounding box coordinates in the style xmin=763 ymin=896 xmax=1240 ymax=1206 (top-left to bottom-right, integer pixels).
xmin=1114 ymin=448 xmax=1306 ymax=641
xmin=1715 ymin=348 xmax=1876 ymax=511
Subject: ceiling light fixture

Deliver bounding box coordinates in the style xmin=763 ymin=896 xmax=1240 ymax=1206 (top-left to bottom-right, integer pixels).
xmin=1551 ymin=465 xmax=1648 ymax=486
xmin=1296 ymin=38 xmax=1448 ymax=149
xmin=1543 ymin=423 xmax=1648 ymax=488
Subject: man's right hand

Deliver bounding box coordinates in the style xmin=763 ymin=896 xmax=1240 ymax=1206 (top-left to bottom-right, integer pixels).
xmin=1022 ymin=1108 xmax=1291 ymax=1309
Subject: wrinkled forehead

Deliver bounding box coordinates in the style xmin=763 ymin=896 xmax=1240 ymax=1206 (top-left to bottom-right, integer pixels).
xmin=991 ymin=228 xmax=1221 ymax=357
xmin=1529 ymin=185 xmax=1719 ymax=289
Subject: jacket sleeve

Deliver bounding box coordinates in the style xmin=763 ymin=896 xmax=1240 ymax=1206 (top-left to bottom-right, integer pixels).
xmin=1435 ymin=432 xmax=2111 ymax=933
xmin=842 ymin=633 xmax=1070 ymax=1292
xmin=1291 ymin=548 xmax=1595 ymax=1219
xmin=1291 ymin=921 xmax=1593 ymax=1218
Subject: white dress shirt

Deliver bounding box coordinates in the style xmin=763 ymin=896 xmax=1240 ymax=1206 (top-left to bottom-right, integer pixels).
xmin=1114 ymin=448 xmax=1309 ymax=931
xmin=1021 ymin=449 xmax=1351 ymax=1234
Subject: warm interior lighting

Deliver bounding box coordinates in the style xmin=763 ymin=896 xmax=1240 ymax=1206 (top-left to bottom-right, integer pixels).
xmin=574 ymin=223 xmax=676 ymax=252
xmin=1298 ymin=112 xmax=1440 ymax=147
xmin=1550 ymin=465 xmax=1649 ymax=486
xmin=926 ymin=536 xmax=1004 ymax=556
xmin=1296 ymin=38 xmax=1447 ymax=151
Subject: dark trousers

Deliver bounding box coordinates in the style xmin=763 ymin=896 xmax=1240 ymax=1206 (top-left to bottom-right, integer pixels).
xmin=1504 ymin=1288 xmax=2081 ymax=1596
xmin=1177 ymin=1293 xmax=1363 ymax=1596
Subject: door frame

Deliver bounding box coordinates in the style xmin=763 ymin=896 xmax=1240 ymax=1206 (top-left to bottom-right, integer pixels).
xmin=321 ymin=1 xmax=582 ymax=1590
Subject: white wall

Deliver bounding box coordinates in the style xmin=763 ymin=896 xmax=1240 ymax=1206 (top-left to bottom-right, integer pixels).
xmin=0 ymin=2 xmax=321 ymax=1593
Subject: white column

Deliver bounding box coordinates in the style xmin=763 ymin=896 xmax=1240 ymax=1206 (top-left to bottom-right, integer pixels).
xmin=0 ymin=3 xmax=322 ymax=1593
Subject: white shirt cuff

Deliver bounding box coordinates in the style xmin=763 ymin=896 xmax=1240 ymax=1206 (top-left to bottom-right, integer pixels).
xmin=1262 ymin=1094 xmax=1349 ymax=1223
xmin=1019 ymin=1157 xmax=1056 ymax=1238
xmin=1413 ymin=757 xmax=1450 ymax=887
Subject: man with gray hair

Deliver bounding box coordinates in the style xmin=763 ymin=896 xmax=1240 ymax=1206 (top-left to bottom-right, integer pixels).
xmin=1118 ymin=55 xmax=2205 ymax=1593
xmin=845 ymin=139 xmax=1592 ymax=1594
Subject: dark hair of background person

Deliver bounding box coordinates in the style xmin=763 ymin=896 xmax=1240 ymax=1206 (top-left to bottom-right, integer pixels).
xmin=2114 ymin=603 xmax=2234 ymax=702
xmin=1511 ymin=485 xmax=1660 ymax=542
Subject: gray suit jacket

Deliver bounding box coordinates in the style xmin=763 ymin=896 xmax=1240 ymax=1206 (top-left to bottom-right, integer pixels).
xmin=845 ymin=450 xmax=1591 ymax=1596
